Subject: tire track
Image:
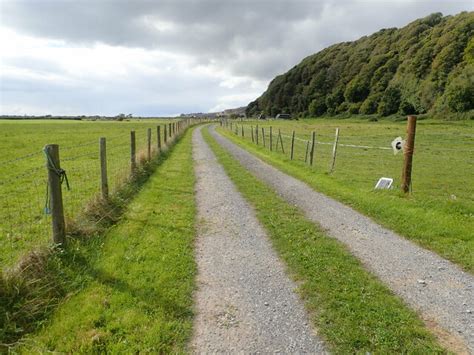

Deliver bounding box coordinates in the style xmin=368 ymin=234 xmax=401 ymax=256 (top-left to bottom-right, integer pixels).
xmin=190 ymin=126 xmax=325 ymax=353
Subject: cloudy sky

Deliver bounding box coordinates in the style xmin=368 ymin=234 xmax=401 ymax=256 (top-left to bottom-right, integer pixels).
xmin=0 ymin=1 xmax=472 ymax=116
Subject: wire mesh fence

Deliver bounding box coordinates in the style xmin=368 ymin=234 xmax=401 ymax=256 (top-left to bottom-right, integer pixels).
xmin=221 ymin=119 xmax=474 ymax=208
xmin=0 ymin=119 xmax=194 ymax=267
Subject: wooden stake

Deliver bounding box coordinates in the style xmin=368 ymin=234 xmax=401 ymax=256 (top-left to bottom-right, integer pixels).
xmin=242 ymin=125 xmax=244 ymax=138
xmin=401 ymin=115 xmax=417 ymax=193
xmin=310 ymin=131 xmax=316 ymax=166
xmin=44 ymin=144 xmax=66 ymax=245
xmin=262 ymin=127 xmax=266 ymax=147
xmin=130 ymin=130 xmax=136 ymax=175
xmin=157 ymin=126 xmax=161 ymax=151
xmin=99 ymin=137 xmax=108 ymax=199
xmin=256 ymin=124 xmax=259 ymax=145
xmin=329 ymin=128 xmax=340 ymax=173
xmin=290 ymin=130 xmax=295 ymax=160
xmin=164 ymin=124 xmax=167 ymax=144
xmin=147 ymin=128 xmax=152 ymax=161
xmin=251 ymin=125 xmax=254 ymax=143
xmin=305 ymin=140 xmax=310 ymax=163
xmin=270 ymin=126 xmax=273 ymax=151
xmin=278 ymin=129 xmax=285 ymax=153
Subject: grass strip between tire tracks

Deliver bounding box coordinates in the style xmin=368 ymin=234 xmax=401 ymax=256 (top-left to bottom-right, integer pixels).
xmin=203 ymin=126 xmax=444 ymax=353
xmin=13 ymin=128 xmax=197 ymax=353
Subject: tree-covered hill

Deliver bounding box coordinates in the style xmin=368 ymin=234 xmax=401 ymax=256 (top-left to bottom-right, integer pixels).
xmin=246 ymin=12 xmax=474 ymax=118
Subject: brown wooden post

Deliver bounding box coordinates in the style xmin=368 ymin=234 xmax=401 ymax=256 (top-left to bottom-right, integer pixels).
xmin=290 ymin=130 xmax=295 ymax=160
xmin=44 ymin=144 xmax=66 ymax=245
xmin=401 ymin=115 xmax=417 ymax=193
xmin=242 ymin=125 xmax=244 ymax=138
xmin=329 ymin=128 xmax=340 ymax=173
xmin=262 ymin=127 xmax=266 ymax=147
xmin=99 ymin=137 xmax=108 ymax=199
xmin=169 ymin=123 xmax=172 ymax=138
xmin=164 ymin=124 xmax=167 ymax=144
xmin=147 ymin=128 xmax=152 ymax=161
xmin=310 ymin=131 xmax=316 ymax=166
xmin=256 ymin=124 xmax=259 ymax=145
xmin=270 ymin=126 xmax=273 ymax=151
xmin=130 ymin=130 xmax=136 ymax=175
xmin=157 ymin=126 xmax=161 ymax=151
xmin=305 ymin=140 xmax=310 ymax=163
xmin=278 ymin=129 xmax=285 ymax=153
xmin=251 ymin=125 xmax=254 ymax=143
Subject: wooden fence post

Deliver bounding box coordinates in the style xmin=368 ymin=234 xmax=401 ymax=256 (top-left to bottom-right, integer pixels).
xmin=242 ymin=125 xmax=245 ymax=138
xmin=329 ymin=128 xmax=340 ymax=173
xmin=251 ymin=125 xmax=254 ymax=143
xmin=164 ymin=125 xmax=167 ymax=144
xmin=256 ymin=125 xmax=259 ymax=145
xmin=310 ymin=131 xmax=316 ymax=166
xmin=401 ymin=115 xmax=417 ymax=193
xmin=130 ymin=130 xmax=136 ymax=175
xmin=44 ymin=144 xmax=66 ymax=245
xmin=305 ymin=140 xmax=310 ymax=163
xmin=278 ymin=129 xmax=285 ymax=153
xmin=99 ymin=137 xmax=108 ymax=199
xmin=147 ymin=128 xmax=152 ymax=161
xmin=157 ymin=126 xmax=161 ymax=151
xmin=270 ymin=126 xmax=273 ymax=151
xmin=262 ymin=127 xmax=266 ymax=147
xmin=290 ymin=130 xmax=295 ymax=160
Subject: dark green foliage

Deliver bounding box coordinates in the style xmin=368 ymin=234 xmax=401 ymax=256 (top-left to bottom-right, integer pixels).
xmin=446 ymin=66 xmax=474 ymax=112
xmin=246 ymin=12 xmax=474 ymax=118
xmin=378 ymin=87 xmax=401 ymax=116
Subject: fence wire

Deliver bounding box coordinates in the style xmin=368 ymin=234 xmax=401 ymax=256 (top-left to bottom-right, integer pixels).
xmin=0 ymin=120 xmax=184 ymax=268
xmin=223 ymin=121 xmax=474 ymax=207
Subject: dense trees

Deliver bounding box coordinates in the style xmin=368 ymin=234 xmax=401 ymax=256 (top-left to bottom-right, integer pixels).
xmin=247 ymin=12 xmax=474 ymax=118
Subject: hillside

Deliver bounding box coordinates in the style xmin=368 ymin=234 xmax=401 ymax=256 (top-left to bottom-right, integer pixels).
xmin=246 ymin=12 xmax=474 ymax=118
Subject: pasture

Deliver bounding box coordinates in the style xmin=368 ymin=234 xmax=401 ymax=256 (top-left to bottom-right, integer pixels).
xmin=219 ymin=117 xmax=474 ymax=271
xmin=0 ymin=119 xmax=172 ymax=267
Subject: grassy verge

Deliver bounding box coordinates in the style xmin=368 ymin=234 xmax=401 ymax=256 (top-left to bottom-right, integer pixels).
xmin=203 ymin=127 xmax=444 ymax=353
xmin=217 ymin=124 xmax=473 ymax=273
xmin=5 ymin=129 xmax=196 ymax=353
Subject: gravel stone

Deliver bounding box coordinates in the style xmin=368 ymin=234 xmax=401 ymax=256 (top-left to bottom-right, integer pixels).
xmin=190 ymin=127 xmax=326 ymax=353
xmin=210 ymin=125 xmax=474 ymax=352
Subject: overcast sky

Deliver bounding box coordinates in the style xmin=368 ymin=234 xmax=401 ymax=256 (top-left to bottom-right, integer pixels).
xmin=0 ymin=1 xmax=472 ymax=116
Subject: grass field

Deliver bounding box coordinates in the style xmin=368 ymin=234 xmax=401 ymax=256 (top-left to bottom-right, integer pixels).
xmin=0 ymin=119 xmax=174 ymax=267
xmin=203 ymin=127 xmax=444 ymax=353
xmin=218 ymin=117 xmax=473 ymax=272
xmin=9 ymin=127 xmax=196 ymax=353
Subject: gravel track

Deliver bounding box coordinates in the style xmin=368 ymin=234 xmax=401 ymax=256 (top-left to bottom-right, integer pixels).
xmin=190 ymin=127 xmax=326 ymax=353
xmin=210 ymin=125 xmax=474 ymax=353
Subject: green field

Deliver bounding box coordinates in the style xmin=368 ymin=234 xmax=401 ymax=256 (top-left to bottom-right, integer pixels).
xmin=219 ymin=117 xmax=474 ymax=272
xmin=0 ymin=119 xmax=174 ymax=267
xmin=9 ymin=128 xmax=196 ymax=353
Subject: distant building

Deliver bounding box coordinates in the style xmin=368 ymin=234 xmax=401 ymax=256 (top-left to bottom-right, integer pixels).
xmin=276 ymin=113 xmax=291 ymax=119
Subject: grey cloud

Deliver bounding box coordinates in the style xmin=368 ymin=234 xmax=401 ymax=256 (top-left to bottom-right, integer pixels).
xmin=1 ymin=0 xmax=473 ymax=116
xmin=2 ymin=0 xmax=472 ymax=80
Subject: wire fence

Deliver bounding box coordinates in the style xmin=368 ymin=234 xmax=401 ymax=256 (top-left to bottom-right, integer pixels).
xmin=0 ymin=119 xmax=197 ymax=268
xmin=221 ymin=119 xmax=474 ymax=207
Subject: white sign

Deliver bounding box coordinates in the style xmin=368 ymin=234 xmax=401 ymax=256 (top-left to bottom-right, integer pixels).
xmin=375 ymin=177 xmax=393 ymax=189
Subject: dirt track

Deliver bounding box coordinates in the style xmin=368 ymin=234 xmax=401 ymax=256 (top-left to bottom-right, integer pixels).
xmin=190 ymin=126 xmax=325 ymax=353
xmin=209 ymin=125 xmax=474 ymax=353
